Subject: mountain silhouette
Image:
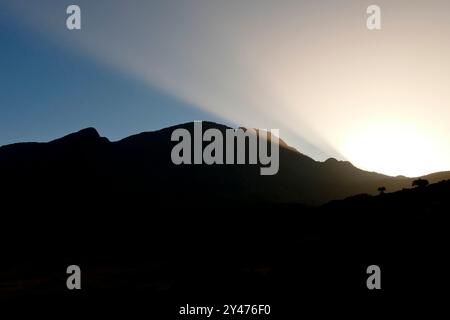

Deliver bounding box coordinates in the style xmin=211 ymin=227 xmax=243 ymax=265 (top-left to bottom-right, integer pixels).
xmin=0 ymin=122 xmax=450 ymax=205
xmin=1 ymin=121 xmax=449 ymax=205
xmin=1 ymin=122 xmax=449 ymax=313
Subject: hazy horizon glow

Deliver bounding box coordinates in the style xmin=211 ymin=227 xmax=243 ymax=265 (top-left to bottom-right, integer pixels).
xmin=5 ymin=0 xmax=450 ymax=176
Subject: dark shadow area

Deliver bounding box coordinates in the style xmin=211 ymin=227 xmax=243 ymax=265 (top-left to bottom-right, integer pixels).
xmin=0 ymin=123 xmax=448 ymax=317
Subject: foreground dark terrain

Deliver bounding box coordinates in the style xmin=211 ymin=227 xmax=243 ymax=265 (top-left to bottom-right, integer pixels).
xmin=0 ymin=122 xmax=448 ymax=316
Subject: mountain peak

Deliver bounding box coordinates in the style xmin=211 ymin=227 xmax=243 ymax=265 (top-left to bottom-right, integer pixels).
xmin=50 ymin=127 xmax=107 ymax=144
xmin=324 ymin=157 xmax=355 ymax=168
xmin=324 ymin=157 xmax=339 ymax=164
xmin=76 ymin=127 xmax=100 ymax=137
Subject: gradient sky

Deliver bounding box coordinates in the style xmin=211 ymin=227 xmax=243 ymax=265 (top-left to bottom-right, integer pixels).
xmin=2 ymin=0 xmax=450 ymax=177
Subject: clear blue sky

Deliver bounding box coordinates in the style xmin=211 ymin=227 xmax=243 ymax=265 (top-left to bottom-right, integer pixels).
xmin=0 ymin=3 xmax=224 ymax=146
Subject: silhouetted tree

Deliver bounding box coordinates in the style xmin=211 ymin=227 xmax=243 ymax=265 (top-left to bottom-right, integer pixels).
xmin=412 ymin=178 xmax=429 ymax=188
xmin=377 ymin=186 xmax=386 ymax=195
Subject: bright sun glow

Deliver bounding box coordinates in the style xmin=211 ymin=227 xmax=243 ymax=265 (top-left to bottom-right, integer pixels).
xmin=340 ymin=122 xmax=450 ymax=177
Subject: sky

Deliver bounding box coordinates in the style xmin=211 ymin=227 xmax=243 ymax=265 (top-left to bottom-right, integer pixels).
xmin=2 ymin=0 xmax=450 ymax=177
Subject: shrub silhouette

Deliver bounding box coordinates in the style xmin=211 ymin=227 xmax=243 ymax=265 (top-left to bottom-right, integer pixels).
xmin=412 ymin=178 xmax=429 ymax=188
xmin=377 ymin=186 xmax=386 ymax=195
